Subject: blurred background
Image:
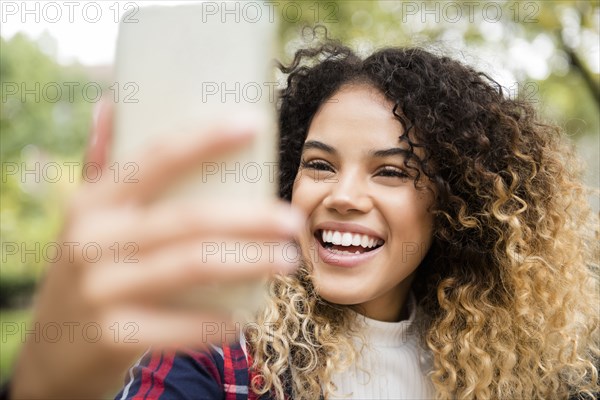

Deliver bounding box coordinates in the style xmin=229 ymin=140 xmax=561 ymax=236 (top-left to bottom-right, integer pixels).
xmin=1 ymin=0 xmax=598 ymax=382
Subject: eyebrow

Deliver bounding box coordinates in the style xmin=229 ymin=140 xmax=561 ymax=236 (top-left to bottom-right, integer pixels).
xmin=302 ymin=140 xmax=337 ymax=154
xmin=369 ymin=147 xmax=411 ymax=159
xmin=302 ymin=140 xmax=409 ymax=159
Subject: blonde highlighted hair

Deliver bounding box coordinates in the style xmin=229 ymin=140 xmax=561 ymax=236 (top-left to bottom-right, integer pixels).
xmin=245 ymin=41 xmax=599 ymax=399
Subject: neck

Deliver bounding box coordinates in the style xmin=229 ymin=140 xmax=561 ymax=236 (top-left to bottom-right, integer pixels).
xmin=351 ymin=273 xmax=416 ymax=322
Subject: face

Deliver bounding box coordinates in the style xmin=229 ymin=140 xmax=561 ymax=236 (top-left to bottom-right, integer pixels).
xmin=291 ymin=84 xmax=435 ymax=322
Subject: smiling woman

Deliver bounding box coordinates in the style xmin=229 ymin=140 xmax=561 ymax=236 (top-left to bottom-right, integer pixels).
xmin=246 ymin=40 xmax=600 ymax=400
xmin=108 ymin=40 xmax=600 ymax=400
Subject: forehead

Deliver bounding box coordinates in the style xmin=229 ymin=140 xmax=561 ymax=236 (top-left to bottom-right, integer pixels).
xmin=305 ymin=84 xmax=409 ymax=153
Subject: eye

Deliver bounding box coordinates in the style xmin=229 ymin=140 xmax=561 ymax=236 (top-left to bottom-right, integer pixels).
xmin=376 ymin=166 xmax=410 ymax=179
xmin=300 ymin=159 xmax=334 ymax=172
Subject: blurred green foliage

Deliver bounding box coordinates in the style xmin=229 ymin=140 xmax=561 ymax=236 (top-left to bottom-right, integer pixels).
xmin=1 ymin=33 xmax=96 ymax=309
xmin=1 ymin=33 xmax=93 ymax=160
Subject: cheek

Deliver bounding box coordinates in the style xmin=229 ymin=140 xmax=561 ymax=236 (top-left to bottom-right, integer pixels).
xmin=291 ymin=177 xmax=324 ymax=215
xmin=384 ymin=190 xmax=435 ymax=245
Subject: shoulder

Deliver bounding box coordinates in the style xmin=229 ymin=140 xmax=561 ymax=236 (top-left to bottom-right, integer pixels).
xmin=114 ymin=345 xmax=227 ymax=400
xmin=114 ymin=332 xmax=279 ymax=400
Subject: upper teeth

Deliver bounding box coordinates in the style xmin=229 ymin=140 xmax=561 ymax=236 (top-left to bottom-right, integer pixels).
xmin=321 ymin=230 xmax=384 ymax=248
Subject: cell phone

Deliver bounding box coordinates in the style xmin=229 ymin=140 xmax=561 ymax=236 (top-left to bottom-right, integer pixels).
xmin=112 ymin=4 xmax=278 ymax=320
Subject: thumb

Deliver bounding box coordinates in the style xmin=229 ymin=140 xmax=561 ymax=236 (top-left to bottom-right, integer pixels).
xmin=85 ymin=98 xmax=114 ymax=169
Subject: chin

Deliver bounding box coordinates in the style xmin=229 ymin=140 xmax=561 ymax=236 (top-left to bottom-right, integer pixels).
xmin=310 ymin=272 xmax=370 ymax=305
xmin=316 ymin=289 xmax=364 ymax=306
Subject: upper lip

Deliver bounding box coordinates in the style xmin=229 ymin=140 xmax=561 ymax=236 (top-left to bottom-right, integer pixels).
xmin=313 ymin=221 xmax=385 ymax=242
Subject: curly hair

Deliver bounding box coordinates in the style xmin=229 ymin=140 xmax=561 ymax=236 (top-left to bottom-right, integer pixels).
xmin=247 ymin=38 xmax=600 ymax=400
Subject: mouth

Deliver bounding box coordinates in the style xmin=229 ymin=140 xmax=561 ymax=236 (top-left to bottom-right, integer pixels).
xmin=313 ymin=229 xmax=385 ymax=255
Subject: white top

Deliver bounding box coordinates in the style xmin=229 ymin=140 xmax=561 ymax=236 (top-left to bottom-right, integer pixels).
xmin=328 ymin=291 xmax=436 ymax=399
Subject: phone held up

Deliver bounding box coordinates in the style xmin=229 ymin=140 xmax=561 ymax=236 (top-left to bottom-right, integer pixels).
xmin=112 ymin=3 xmax=280 ymax=324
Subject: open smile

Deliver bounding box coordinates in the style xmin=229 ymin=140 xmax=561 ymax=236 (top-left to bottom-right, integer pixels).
xmin=312 ymin=228 xmax=385 ymax=268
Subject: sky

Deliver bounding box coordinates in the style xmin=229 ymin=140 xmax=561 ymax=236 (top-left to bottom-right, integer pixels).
xmin=0 ymin=1 xmax=195 ymax=65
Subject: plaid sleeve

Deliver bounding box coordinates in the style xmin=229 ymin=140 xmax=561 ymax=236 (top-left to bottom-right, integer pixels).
xmin=114 ymin=346 xmax=225 ymax=400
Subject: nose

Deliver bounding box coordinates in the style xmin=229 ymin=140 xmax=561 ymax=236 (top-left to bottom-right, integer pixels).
xmin=322 ymin=170 xmax=373 ymax=215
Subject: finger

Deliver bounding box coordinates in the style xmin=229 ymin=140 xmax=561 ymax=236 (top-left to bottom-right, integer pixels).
xmin=99 ymin=116 xmax=263 ymax=205
xmin=85 ymin=99 xmax=114 ymax=169
xmin=80 ymin=202 xmax=305 ymax=252
xmin=97 ymin=307 xmax=236 ymax=350
xmin=82 ymin=239 xmax=298 ymax=306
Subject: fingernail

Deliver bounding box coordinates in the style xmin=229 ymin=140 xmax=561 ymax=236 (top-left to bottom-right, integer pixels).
xmin=275 ymin=259 xmax=299 ymax=274
xmin=273 ymin=241 xmax=301 ymax=273
xmin=280 ymin=207 xmax=306 ymax=234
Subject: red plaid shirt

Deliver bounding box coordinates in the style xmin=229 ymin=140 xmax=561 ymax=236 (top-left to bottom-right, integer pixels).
xmin=115 ymin=337 xmax=294 ymax=400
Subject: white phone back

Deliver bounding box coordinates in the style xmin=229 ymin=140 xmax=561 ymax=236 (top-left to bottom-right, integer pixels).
xmin=113 ymin=3 xmax=278 ymax=201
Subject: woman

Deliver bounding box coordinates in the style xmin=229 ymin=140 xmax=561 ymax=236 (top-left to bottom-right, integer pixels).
xmin=116 ymin=41 xmax=600 ymax=399
xmin=8 ymin=41 xmax=599 ymax=399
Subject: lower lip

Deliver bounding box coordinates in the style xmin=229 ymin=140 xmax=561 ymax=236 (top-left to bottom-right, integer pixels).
xmin=314 ymin=237 xmax=384 ymax=268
